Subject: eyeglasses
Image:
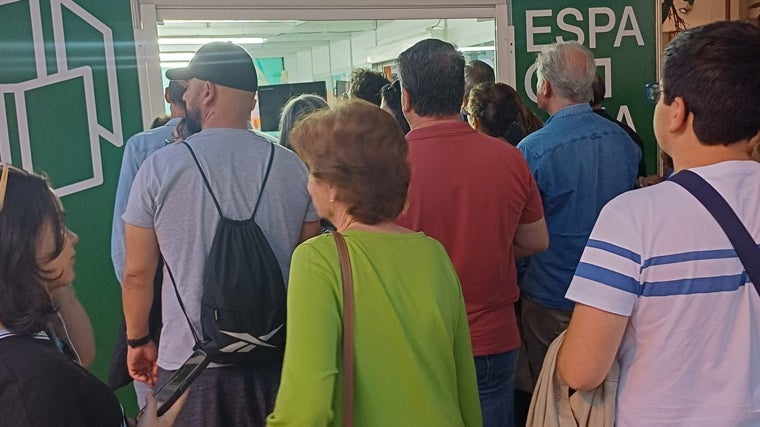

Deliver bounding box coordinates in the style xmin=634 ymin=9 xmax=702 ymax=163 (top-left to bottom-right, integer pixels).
xmin=0 ymin=164 xmax=9 ymax=213
xmin=645 ymin=82 xmax=662 ymax=104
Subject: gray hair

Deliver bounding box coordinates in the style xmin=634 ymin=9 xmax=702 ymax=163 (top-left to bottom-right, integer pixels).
xmin=278 ymin=94 xmax=329 ymax=150
xmin=535 ymin=41 xmax=595 ymax=103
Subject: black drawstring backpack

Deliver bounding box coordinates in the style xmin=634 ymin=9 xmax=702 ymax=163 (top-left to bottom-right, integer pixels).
xmin=165 ymin=141 xmax=286 ymax=365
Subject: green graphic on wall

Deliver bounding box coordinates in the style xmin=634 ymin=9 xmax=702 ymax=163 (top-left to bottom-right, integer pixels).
xmin=512 ymin=2 xmax=658 ymax=173
xmin=0 ymin=0 xmax=142 ymax=404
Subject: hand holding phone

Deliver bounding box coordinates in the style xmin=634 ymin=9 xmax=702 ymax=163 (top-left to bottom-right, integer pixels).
xmin=137 ymin=348 xmax=210 ymax=420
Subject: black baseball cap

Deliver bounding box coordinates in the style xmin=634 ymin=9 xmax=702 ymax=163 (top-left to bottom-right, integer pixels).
xmin=165 ymin=42 xmax=258 ymax=93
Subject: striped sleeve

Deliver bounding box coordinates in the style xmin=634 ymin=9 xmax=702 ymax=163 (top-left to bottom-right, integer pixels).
xmin=566 ymin=198 xmax=642 ymax=316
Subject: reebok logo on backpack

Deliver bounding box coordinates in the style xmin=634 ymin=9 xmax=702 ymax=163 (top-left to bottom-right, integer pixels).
xmin=167 ymin=142 xmax=286 ymax=365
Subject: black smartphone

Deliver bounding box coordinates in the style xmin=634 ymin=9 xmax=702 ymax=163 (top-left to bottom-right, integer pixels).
xmin=152 ymin=348 xmax=211 ymax=416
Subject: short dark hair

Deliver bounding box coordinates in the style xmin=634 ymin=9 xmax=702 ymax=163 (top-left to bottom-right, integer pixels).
xmin=173 ymin=117 xmax=198 ymax=141
xmin=150 ymin=115 xmax=170 ymax=129
xmin=348 ymin=68 xmax=390 ymax=106
xmin=464 ymin=60 xmax=495 ymax=99
xmin=398 ymin=39 xmax=465 ymax=117
xmin=662 ymin=21 xmax=760 ymax=145
xmin=467 ymin=82 xmax=519 ymax=140
xmin=380 ymin=80 xmax=410 ymax=134
xmin=0 ymin=167 xmax=63 ymax=336
xmin=167 ymin=80 xmax=187 ymax=109
xmin=278 ymin=94 xmax=330 ymax=150
xmin=590 ymin=74 xmax=605 ymax=107
xmin=290 ymin=100 xmax=410 ymax=225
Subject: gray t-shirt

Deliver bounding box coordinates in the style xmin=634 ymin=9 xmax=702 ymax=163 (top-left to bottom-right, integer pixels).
xmin=123 ymin=128 xmax=317 ymax=369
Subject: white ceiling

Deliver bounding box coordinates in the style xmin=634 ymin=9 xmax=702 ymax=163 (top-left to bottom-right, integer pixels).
xmin=158 ymin=20 xmax=384 ymax=58
xmin=156 ymin=18 xmax=495 ymax=65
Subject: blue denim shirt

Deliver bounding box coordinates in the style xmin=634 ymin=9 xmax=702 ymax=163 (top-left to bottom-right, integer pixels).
xmin=517 ymin=104 xmax=640 ymax=309
xmin=110 ymin=119 xmax=179 ymax=284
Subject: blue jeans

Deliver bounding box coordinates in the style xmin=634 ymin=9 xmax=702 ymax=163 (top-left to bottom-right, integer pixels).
xmin=475 ymin=349 xmax=519 ymax=427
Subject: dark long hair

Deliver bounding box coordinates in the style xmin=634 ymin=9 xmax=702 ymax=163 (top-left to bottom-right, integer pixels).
xmin=0 ymin=167 xmax=64 ymax=335
xmin=380 ymin=80 xmax=410 ymax=134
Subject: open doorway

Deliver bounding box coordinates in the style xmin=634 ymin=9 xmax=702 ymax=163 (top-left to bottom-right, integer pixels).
xmin=156 ymin=18 xmax=496 ymax=134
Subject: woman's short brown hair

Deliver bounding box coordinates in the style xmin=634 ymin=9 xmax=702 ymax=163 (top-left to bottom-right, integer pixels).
xmin=289 ymin=99 xmax=410 ymax=225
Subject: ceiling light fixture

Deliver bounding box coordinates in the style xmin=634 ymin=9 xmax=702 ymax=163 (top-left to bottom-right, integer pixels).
xmin=158 ymin=37 xmax=267 ymax=45
xmin=159 ymin=52 xmax=196 ymax=62
xmin=458 ymin=46 xmax=495 ymax=52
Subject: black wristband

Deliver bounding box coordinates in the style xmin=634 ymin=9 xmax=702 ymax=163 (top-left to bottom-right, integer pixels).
xmin=127 ymin=334 xmax=152 ymax=348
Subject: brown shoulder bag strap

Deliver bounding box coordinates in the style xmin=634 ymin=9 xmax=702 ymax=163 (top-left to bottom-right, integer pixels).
xmin=333 ymin=231 xmax=354 ymax=427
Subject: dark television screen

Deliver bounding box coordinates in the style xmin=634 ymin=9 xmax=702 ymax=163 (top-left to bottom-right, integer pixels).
xmin=258 ymin=81 xmax=328 ymax=132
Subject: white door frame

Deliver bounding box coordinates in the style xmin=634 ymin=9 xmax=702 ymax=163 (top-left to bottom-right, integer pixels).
xmin=132 ymin=2 xmax=515 ymax=126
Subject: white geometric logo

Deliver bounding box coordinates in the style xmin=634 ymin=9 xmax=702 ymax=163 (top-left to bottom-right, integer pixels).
xmin=219 ymin=324 xmax=284 ymax=353
xmin=0 ymin=0 xmax=123 ymax=197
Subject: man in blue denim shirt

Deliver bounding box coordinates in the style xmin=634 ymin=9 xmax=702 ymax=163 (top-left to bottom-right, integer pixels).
xmin=111 ymin=81 xmax=186 ymax=287
xmin=515 ymin=41 xmax=640 ymax=393
xmin=109 ymin=80 xmax=187 ymax=407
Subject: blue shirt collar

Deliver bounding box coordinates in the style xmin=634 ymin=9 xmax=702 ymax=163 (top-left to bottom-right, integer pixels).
xmin=545 ymin=103 xmax=593 ymax=125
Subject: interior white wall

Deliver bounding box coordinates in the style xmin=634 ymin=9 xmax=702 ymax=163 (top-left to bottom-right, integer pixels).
xmin=258 ymin=17 xmax=496 ymax=85
xmin=281 ymin=53 xmax=298 ymax=83
xmin=330 ymin=39 xmax=353 ymax=76
xmin=351 ymin=30 xmax=378 ymax=69
xmin=311 ymin=44 xmax=331 ymax=81
xmin=447 ymin=19 xmax=497 ymax=48
xmin=295 ymin=50 xmax=313 ymax=83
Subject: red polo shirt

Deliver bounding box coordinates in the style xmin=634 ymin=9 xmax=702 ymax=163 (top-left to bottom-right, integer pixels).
xmin=396 ymin=121 xmax=543 ymax=356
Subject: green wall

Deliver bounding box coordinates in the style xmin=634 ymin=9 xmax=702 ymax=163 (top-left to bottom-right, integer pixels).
xmin=512 ymin=1 xmax=658 ymax=174
xmin=0 ymin=0 xmax=142 ymax=414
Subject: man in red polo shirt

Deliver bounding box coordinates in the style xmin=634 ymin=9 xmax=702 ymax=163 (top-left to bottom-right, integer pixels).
xmin=395 ymin=39 xmax=548 ymax=427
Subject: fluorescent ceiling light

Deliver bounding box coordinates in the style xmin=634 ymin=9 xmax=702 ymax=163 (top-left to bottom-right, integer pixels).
xmin=159 ymin=37 xmax=266 ymax=45
xmin=159 ymin=52 xmax=195 ymax=62
xmin=165 ymin=20 xmax=300 ymax=24
xmin=160 ymin=61 xmax=190 ymax=68
xmin=458 ymin=46 xmax=495 ymax=52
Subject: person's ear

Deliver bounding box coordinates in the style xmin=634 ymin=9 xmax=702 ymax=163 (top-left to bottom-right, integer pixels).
xmin=541 ymin=80 xmax=552 ymax=98
xmin=468 ymin=114 xmax=479 ymax=130
xmin=667 ymin=96 xmax=689 ymax=133
xmin=327 ymin=182 xmax=339 ymax=204
xmin=250 ymin=95 xmax=258 ymax=112
xmin=401 ymin=87 xmax=412 ymax=113
xmin=202 ymin=81 xmax=216 ymax=105
xmin=164 ymin=88 xmax=172 ymax=104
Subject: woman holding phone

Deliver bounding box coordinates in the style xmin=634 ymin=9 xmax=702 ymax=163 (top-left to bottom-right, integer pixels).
xmin=0 ymin=164 xmax=183 ymax=426
xmin=267 ymin=100 xmax=481 ymax=426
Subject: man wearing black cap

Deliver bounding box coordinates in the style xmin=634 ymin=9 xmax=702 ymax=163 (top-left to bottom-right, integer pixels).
xmin=121 ymin=42 xmax=319 ymax=425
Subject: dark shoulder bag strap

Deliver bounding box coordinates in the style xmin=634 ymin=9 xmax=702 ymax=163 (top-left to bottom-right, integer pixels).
xmin=182 ymin=141 xmax=223 ymax=217
xmin=669 ymin=170 xmax=760 ymax=294
xmin=332 ymin=231 xmax=354 ymax=427
xmin=155 ymin=142 xmax=220 ymax=349
xmin=251 ymin=143 xmax=276 ymax=220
